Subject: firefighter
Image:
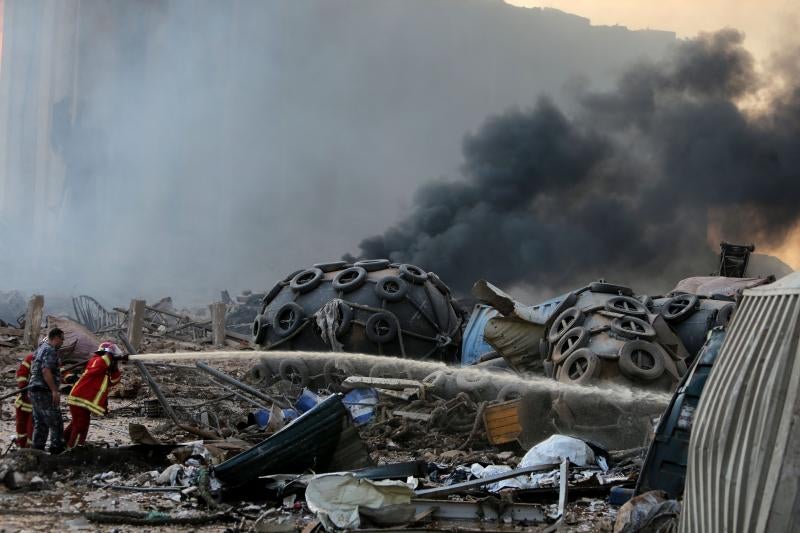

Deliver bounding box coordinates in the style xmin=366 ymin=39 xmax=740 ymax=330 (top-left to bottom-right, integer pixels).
xmin=13 ymin=352 xmax=35 ymax=447
xmin=64 ymin=342 xmax=126 ymax=448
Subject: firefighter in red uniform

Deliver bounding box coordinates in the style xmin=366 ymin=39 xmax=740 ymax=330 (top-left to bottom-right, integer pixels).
xmin=64 ymin=342 xmax=126 ymax=449
xmin=14 ymin=353 xmax=35 ymax=447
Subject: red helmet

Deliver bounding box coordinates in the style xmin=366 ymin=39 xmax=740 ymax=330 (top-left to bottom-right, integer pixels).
xmin=94 ymin=342 xmax=123 ymax=357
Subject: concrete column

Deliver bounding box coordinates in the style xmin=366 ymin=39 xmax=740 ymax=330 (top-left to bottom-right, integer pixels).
xmin=23 ymin=294 xmax=44 ymax=347
xmin=210 ymin=302 xmax=226 ymax=347
xmin=127 ymin=299 xmax=146 ymax=352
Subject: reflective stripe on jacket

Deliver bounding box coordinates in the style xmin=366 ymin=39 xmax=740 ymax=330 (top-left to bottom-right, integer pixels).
xmin=66 ymin=354 xmax=121 ymax=416
xmin=14 ymin=354 xmax=34 ymax=411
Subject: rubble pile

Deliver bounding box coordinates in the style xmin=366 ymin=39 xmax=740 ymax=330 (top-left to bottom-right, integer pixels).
xmin=221 ymin=290 xmax=266 ymax=336
xmin=0 ymin=343 xmax=655 ymax=531
xmin=72 ymin=294 xmax=251 ymax=348
xmin=0 ymin=249 xmax=792 ymax=531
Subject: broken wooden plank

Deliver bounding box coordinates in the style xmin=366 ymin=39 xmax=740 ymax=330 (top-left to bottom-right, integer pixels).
xmin=342 ymin=376 xmax=424 ymax=391
xmin=379 ymin=388 xmax=419 ymax=401
xmin=483 ymin=399 xmax=522 ymax=445
xmin=392 ymin=409 xmax=432 ymax=422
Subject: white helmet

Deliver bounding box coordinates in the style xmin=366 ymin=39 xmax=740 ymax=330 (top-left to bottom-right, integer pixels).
xmin=94 ymin=341 xmax=123 ymax=357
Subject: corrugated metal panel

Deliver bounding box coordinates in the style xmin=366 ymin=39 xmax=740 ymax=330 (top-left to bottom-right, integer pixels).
xmin=681 ymin=272 xmax=800 ymax=533
xmin=214 ymin=394 xmax=364 ymax=486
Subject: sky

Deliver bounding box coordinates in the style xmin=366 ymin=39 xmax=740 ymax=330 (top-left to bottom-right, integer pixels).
xmin=507 ymin=0 xmax=799 ymax=63
xmin=508 ymin=0 xmax=800 ymax=270
xmin=0 ymin=1 xmax=796 ymax=310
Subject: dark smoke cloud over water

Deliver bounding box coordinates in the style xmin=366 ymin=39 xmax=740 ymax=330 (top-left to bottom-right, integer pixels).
xmin=353 ymin=30 xmax=800 ymax=294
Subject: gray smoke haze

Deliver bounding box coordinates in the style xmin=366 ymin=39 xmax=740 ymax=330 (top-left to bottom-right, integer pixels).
xmin=0 ymin=0 xmax=676 ymax=306
xmin=353 ymin=29 xmax=800 ymax=295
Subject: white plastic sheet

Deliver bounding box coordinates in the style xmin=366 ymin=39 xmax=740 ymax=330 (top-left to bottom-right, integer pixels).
xmin=520 ymin=434 xmax=596 ymax=468
xmin=305 ymin=473 xmax=414 ymax=530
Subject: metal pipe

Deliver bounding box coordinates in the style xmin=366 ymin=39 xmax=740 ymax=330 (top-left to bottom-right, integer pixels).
xmin=195 ymin=361 xmax=289 ymax=409
xmin=119 ymin=332 xmax=219 ymax=440
xmin=207 ymin=377 xmax=270 ymax=410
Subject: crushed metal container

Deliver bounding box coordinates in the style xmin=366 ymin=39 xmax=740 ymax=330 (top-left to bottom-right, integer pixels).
xmin=636 ymin=327 xmax=726 ymax=498
xmin=681 ymin=271 xmax=800 ymax=533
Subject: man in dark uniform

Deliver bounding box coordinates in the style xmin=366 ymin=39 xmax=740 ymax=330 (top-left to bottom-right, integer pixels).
xmin=28 ymin=328 xmax=66 ymax=454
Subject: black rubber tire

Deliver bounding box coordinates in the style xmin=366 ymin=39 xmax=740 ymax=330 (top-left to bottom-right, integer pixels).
xmin=422 ymin=369 xmax=453 ymax=396
xmin=428 ymin=272 xmax=451 ymax=295
xmin=278 ymin=358 xmax=310 ymax=387
xmin=496 ymin=382 xmax=528 ymax=402
xmin=247 ymin=360 xmax=275 ymax=385
xmin=323 ymin=359 xmax=356 ymax=390
xmin=354 ymin=259 xmax=390 ymax=272
xmin=618 ymin=340 xmax=666 ymax=381
xmin=365 ymin=313 xmax=398 ymax=344
xmin=283 ymin=269 xmax=304 ymax=283
xmin=332 ymin=266 xmax=368 ymax=293
xmin=661 ymin=294 xmax=699 ymax=323
xmin=714 ymin=303 xmax=736 ymax=327
xmin=552 ymin=326 xmax=590 ymax=364
xmin=374 ymin=276 xmax=409 ymax=302
xmin=605 ymin=296 xmax=649 ymax=317
xmin=313 ymin=261 xmax=349 ymax=273
xmin=610 ymin=316 xmax=657 ymax=339
xmin=252 ymin=314 xmax=269 ymax=345
xmin=399 ymin=264 xmax=428 ymax=284
xmin=558 ymin=348 xmax=601 ymax=385
xmin=548 ymin=307 xmax=585 ymax=344
xmin=272 ymin=302 xmax=305 ymax=337
xmin=289 ymin=268 xmax=324 ymax=294
xmin=589 ymin=282 xmax=634 ymax=296
xmin=262 ymin=282 xmax=284 ymax=308
xmin=369 ymin=362 xmax=409 ymax=379
xmin=455 ymin=371 xmax=494 ymax=398
xmin=336 ymin=302 xmax=354 ymax=338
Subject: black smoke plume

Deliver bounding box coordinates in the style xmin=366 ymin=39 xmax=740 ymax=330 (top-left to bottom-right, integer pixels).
xmin=352 ymin=30 xmax=800 ymax=294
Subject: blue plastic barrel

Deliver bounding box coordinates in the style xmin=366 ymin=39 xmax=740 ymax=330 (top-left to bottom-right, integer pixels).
xmin=342 ymin=388 xmax=379 ymax=426
xmin=295 ymin=388 xmax=322 ymax=413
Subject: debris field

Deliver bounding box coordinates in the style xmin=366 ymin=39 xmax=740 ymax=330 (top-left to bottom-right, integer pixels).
xmin=0 ymin=246 xmax=794 ymax=533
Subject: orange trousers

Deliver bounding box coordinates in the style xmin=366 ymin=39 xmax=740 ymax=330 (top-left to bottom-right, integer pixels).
xmin=15 ymin=407 xmax=33 ymax=448
xmin=64 ymin=405 xmax=91 ymax=449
